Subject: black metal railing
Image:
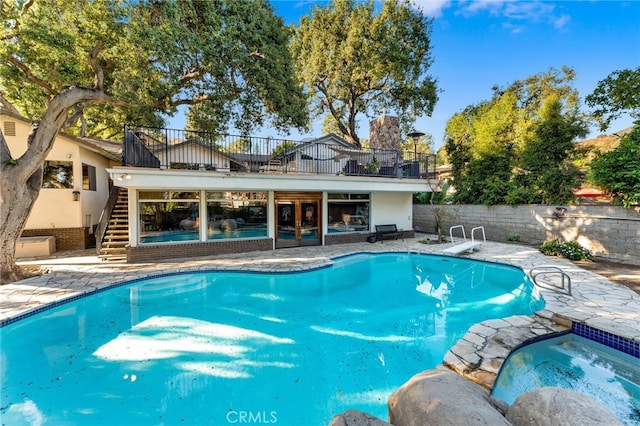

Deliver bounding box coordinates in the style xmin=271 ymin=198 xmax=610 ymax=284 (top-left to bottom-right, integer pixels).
xmin=123 ymin=125 xmax=436 ymax=179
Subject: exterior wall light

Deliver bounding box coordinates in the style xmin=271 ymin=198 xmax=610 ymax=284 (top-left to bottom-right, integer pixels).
xmin=72 ymin=190 xmax=80 ymax=201
xmin=117 ymin=173 xmax=131 ymax=181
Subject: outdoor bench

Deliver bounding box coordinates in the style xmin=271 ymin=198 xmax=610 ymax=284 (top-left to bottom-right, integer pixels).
xmin=375 ymin=224 xmax=403 ymax=242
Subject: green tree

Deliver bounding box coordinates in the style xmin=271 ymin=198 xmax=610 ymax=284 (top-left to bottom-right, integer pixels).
xmin=444 ymin=67 xmax=585 ymax=205
xmin=226 ymin=138 xmax=252 ymax=154
xmin=435 ymin=144 xmax=449 ymax=166
xmin=290 ymin=0 xmax=438 ymax=147
xmin=0 ymin=0 xmax=308 ymax=282
xmin=511 ymin=97 xmax=588 ymax=204
xmin=450 ymin=93 xmax=519 ymax=204
xmin=585 ymin=67 xmax=640 ymax=132
xmin=272 ymin=141 xmax=297 ymax=157
xmin=589 ymin=125 xmax=640 ymax=207
xmin=444 ymin=105 xmax=476 ymax=187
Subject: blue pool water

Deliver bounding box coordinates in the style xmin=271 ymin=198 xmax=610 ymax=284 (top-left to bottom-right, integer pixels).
xmin=492 ymin=334 xmax=640 ymax=425
xmin=1 ymin=253 xmax=543 ymax=425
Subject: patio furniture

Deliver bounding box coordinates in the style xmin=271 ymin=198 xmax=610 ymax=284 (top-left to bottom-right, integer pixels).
xmin=375 ymin=224 xmax=403 ymax=242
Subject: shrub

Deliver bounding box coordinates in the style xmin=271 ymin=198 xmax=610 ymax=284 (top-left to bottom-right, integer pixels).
xmin=539 ymin=239 xmax=593 ymax=261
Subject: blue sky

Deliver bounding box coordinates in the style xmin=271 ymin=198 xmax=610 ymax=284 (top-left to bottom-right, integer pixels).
xmin=171 ymin=1 xmax=640 ymax=149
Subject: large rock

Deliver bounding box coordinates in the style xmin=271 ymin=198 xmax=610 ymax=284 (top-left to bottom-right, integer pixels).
xmin=506 ymin=387 xmax=624 ymax=426
xmin=388 ymin=368 xmax=510 ymax=426
xmin=328 ymin=409 xmax=390 ymax=426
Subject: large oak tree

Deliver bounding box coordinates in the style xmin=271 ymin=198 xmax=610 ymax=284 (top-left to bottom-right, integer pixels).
xmin=0 ymin=0 xmax=308 ymax=282
xmin=290 ymin=0 xmax=438 ymax=147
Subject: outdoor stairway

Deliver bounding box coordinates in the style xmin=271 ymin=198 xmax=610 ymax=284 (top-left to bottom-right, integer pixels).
xmin=98 ymin=188 xmax=129 ymax=262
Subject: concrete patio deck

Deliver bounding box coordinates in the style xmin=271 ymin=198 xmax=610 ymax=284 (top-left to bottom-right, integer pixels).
xmin=2 ymin=238 xmax=639 ymax=389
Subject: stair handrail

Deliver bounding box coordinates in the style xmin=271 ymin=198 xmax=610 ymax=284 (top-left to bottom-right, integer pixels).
xmin=529 ymin=265 xmax=572 ymax=295
xmin=95 ymin=186 xmax=122 ymax=253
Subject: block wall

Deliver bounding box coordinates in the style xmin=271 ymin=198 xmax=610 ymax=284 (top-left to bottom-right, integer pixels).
xmin=413 ymin=204 xmax=640 ymax=264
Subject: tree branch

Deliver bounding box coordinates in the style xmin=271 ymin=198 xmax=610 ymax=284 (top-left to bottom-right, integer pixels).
xmin=21 ymin=0 xmax=35 ymax=14
xmin=88 ymin=43 xmax=105 ymax=90
xmin=7 ymin=55 xmax=56 ymax=96
xmin=315 ymin=79 xmax=352 ymax=143
xmin=17 ymin=87 xmax=115 ymax=174
xmin=0 ymin=94 xmax=21 ymax=115
xmin=166 ymin=93 xmax=211 ymax=108
xmin=179 ymin=67 xmax=204 ymax=86
xmin=0 ymin=124 xmax=12 ymax=165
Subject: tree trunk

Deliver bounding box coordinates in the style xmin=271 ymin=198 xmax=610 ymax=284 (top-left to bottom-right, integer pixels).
xmin=0 ymin=88 xmax=109 ymax=284
xmin=0 ymin=161 xmax=42 ymax=283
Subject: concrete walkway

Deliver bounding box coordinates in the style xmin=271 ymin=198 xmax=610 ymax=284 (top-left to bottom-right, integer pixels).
xmin=2 ymin=238 xmax=639 ymax=388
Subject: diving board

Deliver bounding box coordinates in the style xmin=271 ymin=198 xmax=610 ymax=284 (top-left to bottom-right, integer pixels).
xmin=443 ymin=225 xmax=486 ymax=255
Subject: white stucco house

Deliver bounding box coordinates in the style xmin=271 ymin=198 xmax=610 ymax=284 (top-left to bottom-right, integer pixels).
xmin=106 ymin=116 xmax=437 ymax=262
xmin=1 ymin=109 xmax=120 ymax=255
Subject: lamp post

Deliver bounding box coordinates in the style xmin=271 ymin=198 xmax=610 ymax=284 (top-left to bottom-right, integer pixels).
xmin=408 ymin=131 xmax=425 ymax=159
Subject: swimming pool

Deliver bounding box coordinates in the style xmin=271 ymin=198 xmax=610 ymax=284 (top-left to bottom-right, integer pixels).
xmin=1 ymin=253 xmax=543 ymax=425
xmin=492 ymin=333 xmax=640 ymax=425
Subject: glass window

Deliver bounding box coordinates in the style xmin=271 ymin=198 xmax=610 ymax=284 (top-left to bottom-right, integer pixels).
xmin=82 ymin=164 xmax=96 ymax=191
xmin=138 ymin=191 xmax=200 ymax=244
xmin=42 ymin=161 xmax=73 ymax=188
xmin=206 ymin=191 xmax=267 ymax=240
xmin=327 ymin=193 xmax=370 ymax=233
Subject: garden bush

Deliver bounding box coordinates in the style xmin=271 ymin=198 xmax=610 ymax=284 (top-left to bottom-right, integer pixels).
xmin=539 ymin=239 xmax=593 ymax=261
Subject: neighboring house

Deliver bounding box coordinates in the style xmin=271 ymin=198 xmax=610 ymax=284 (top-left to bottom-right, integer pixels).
xmin=1 ymin=109 xmax=121 ymax=255
xmin=107 ymin=116 xmax=438 ymax=262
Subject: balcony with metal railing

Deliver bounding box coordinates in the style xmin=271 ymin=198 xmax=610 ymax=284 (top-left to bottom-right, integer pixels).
xmin=123 ymin=125 xmax=436 ymax=179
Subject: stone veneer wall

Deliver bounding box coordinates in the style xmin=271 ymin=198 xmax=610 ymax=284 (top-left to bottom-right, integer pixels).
xmin=413 ymin=204 xmax=640 ymax=264
xmin=21 ymin=227 xmax=94 ymax=250
xmin=369 ymin=115 xmax=400 ymax=150
xmin=127 ymin=238 xmax=273 ymax=262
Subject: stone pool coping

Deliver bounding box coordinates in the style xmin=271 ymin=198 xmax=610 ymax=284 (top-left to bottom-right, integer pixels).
xmin=2 ymin=239 xmax=639 ymax=390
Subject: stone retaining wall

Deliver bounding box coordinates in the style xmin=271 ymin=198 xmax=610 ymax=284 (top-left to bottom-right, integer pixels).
xmin=413 ymin=204 xmax=640 ymax=264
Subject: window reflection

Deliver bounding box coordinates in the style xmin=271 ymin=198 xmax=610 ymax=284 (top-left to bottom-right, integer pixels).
xmin=42 ymin=161 xmax=73 ymax=188
xmin=206 ymin=192 xmax=268 ymax=240
xmin=327 ymin=193 xmax=370 ymax=233
xmin=139 ymin=192 xmax=200 ymax=243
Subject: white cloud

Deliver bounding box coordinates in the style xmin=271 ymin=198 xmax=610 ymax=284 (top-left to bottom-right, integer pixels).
xmin=413 ymin=0 xmax=453 ymax=18
xmin=460 ymin=0 xmax=508 ymax=16
xmin=553 ymin=13 xmax=571 ymax=29
xmin=455 ymin=0 xmax=571 ymax=32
